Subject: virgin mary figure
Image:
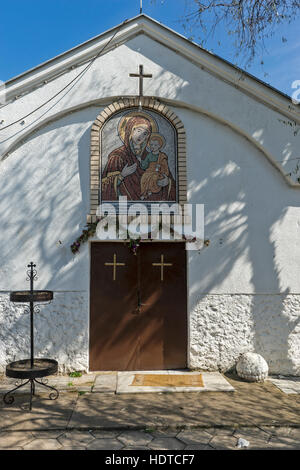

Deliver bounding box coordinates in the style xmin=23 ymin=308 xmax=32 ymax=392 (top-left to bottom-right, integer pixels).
xmin=101 ymin=111 xmax=176 ymax=201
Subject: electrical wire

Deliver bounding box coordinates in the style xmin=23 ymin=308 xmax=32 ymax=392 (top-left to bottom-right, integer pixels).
xmin=0 ymin=20 xmax=127 ymax=133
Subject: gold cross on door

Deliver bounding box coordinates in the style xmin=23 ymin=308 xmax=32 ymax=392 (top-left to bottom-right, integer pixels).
xmin=104 ymin=253 xmax=125 ymax=281
xmin=152 ymin=254 xmax=173 ymax=281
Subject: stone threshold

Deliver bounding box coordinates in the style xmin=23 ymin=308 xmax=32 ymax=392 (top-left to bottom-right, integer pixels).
xmin=0 ymin=370 xmax=235 ymax=395
xmin=116 ymin=371 xmax=234 ymax=394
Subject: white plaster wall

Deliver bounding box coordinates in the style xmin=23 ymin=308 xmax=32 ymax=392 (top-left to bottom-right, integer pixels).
xmin=189 ymin=294 xmax=300 ymax=375
xmin=0 ymin=108 xmax=100 ymax=290
xmin=0 ymin=28 xmax=299 ymax=374
xmin=0 ymin=103 xmax=299 ymax=374
xmin=0 ymin=292 xmax=88 ymax=373
xmin=0 ymin=108 xmax=99 ymax=372
xmin=182 ymin=107 xmax=300 ymax=294
xmin=181 ymin=107 xmax=300 ymax=375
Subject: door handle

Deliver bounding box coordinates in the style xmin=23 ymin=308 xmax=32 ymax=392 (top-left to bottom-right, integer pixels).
xmin=132 ymin=303 xmax=148 ymax=315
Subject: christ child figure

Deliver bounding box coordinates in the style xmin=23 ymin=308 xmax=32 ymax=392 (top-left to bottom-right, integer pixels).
xmin=140 ymin=133 xmax=170 ymax=200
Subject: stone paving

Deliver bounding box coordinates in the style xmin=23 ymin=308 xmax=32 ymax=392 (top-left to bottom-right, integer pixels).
xmin=1 ymin=371 xmax=299 ymax=396
xmin=0 ymin=426 xmax=300 ymax=450
xmin=268 ymin=376 xmax=300 ymax=394
xmin=0 ymin=370 xmax=235 ymax=394
xmin=0 ymin=371 xmax=300 ymax=450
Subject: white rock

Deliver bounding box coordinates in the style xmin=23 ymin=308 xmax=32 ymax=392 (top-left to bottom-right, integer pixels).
xmin=237 ymin=438 xmax=250 ymax=448
xmin=236 ymin=352 xmax=269 ymax=382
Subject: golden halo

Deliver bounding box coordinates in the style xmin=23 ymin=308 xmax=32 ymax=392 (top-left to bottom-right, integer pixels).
xmin=118 ymin=111 xmax=158 ymax=143
xmin=149 ymin=132 xmax=165 ymax=149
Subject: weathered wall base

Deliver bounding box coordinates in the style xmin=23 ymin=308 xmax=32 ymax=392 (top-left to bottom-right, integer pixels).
xmin=0 ymin=292 xmax=89 ymax=374
xmin=189 ymin=294 xmax=300 ymax=376
xmin=1 ymin=291 xmax=299 ymax=376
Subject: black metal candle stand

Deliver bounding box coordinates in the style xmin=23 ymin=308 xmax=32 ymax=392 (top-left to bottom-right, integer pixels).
xmin=3 ymin=262 xmax=59 ymax=411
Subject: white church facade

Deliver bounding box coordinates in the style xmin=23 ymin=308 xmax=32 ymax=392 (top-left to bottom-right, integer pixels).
xmin=0 ymin=14 xmax=300 ymax=375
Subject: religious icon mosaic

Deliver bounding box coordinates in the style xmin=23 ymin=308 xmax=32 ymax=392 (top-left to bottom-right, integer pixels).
xmin=100 ymin=109 xmax=177 ymax=203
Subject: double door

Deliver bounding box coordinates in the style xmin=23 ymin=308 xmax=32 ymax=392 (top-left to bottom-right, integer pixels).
xmin=89 ymin=242 xmax=187 ymax=371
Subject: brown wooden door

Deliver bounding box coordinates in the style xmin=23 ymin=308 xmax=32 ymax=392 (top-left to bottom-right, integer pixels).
xmin=89 ymin=242 xmax=187 ymax=371
xmin=139 ymin=243 xmax=187 ymax=369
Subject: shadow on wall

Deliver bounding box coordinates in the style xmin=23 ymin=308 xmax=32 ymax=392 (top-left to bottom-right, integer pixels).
xmin=1 ymin=103 xmax=300 ymax=375
xmin=185 ymin=110 xmax=300 ymax=375
xmin=0 ymin=106 xmax=106 ymax=372
xmin=126 ymin=33 xmax=300 ymax=183
xmin=123 ymin=37 xmax=300 ymax=375
xmin=0 ymin=49 xmax=300 ymax=375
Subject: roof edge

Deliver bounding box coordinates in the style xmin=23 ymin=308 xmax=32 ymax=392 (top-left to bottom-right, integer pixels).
xmin=1 ymin=13 xmax=299 ymax=120
xmin=4 ymin=15 xmax=142 ymax=87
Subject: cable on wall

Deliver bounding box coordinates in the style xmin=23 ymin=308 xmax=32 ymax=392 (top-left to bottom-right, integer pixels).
xmin=0 ymin=20 xmax=127 ymax=134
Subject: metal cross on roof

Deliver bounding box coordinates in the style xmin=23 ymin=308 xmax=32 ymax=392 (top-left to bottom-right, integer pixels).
xmin=129 ymin=64 xmax=152 ymax=97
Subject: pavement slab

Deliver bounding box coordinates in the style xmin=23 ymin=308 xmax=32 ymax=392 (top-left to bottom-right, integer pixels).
xmin=121 ymin=446 xmax=151 ymax=450
xmin=23 ymin=438 xmax=63 ymax=450
xmin=185 ymin=444 xmax=215 ymax=450
xmin=0 ymin=393 xmax=77 ymax=431
xmin=233 ymin=426 xmax=271 ymax=442
xmin=177 ymin=428 xmax=212 ymax=445
xmin=209 ymin=434 xmax=238 ymax=450
xmin=234 ymin=436 xmax=270 ymax=449
xmin=87 ymin=438 xmax=124 ymax=450
xmin=90 ymin=430 xmax=121 ymax=439
xmin=148 ymin=437 xmax=185 ymax=450
xmin=32 ymin=430 xmax=65 ymax=439
xmin=31 ymin=373 xmax=300 ymax=430
xmin=61 ymin=446 xmax=87 ymax=450
xmin=268 ymin=376 xmax=300 ymax=394
xmin=93 ymin=374 xmax=117 ymax=393
xmin=0 ymin=372 xmax=299 ymax=441
xmin=117 ymin=430 xmax=154 ymax=446
xmin=0 ymin=370 xmax=300 ymax=450
xmin=289 ymin=428 xmax=300 ymax=439
xmin=258 ymin=425 xmax=292 ymax=437
xmin=0 ymin=431 xmax=34 ymax=449
xmin=147 ymin=428 xmax=179 ymax=438
xmin=69 ymin=393 xmax=159 ymax=429
xmin=267 ymin=435 xmax=300 ymax=449
xmin=0 ymin=426 xmax=298 ymax=450
xmin=57 ymin=430 xmax=95 ymax=447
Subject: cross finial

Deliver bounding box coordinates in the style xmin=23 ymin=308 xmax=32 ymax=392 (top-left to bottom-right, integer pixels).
xmin=27 ymin=262 xmax=36 ymax=268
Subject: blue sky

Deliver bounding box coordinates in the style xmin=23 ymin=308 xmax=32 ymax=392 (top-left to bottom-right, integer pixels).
xmin=1 ymin=0 xmax=299 ymax=97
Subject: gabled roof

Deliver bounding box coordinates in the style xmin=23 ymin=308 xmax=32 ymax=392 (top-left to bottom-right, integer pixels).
xmin=2 ymin=14 xmax=299 ymax=121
